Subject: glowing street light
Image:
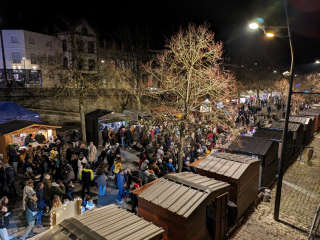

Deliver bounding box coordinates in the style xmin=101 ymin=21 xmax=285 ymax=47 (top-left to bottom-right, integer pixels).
xmin=315 ymin=60 xmax=320 ymax=64
xmin=266 ymin=33 xmax=274 ymax=37
xmin=248 ymin=23 xmax=259 ymax=29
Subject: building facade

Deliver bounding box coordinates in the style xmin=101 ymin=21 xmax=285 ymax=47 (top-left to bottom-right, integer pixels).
xmin=0 ymin=20 xmax=98 ymax=87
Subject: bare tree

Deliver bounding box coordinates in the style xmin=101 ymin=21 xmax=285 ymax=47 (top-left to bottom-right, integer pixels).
xmin=144 ymin=23 xmax=237 ymax=172
xmin=39 ymin=19 xmax=107 ymax=142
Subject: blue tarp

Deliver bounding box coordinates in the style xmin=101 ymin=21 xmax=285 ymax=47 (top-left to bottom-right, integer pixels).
xmin=0 ymin=102 xmax=40 ymax=123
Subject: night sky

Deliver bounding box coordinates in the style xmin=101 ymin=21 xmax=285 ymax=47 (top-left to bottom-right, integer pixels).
xmin=1 ymin=0 xmax=320 ymax=73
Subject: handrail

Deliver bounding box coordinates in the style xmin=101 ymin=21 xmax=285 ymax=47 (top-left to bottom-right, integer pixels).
xmin=309 ymin=202 xmax=320 ymax=239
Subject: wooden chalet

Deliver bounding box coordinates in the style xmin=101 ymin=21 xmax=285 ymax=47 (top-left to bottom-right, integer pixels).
xmin=252 ymin=128 xmax=294 ymax=169
xmin=30 ymin=204 xmax=164 ymax=240
xmin=137 ymin=172 xmax=230 ymax=240
xmin=228 ymin=136 xmax=278 ymax=188
xmin=270 ymin=122 xmax=304 ymax=157
xmin=189 ymin=152 xmax=260 ymax=220
xmin=284 ymin=116 xmax=315 ymax=145
xmin=299 ymin=111 xmax=320 ymax=132
xmin=0 ymin=120 xmax=61 ymax=163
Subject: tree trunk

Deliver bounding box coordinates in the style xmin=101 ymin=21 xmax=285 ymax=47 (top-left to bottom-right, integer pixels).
xmin=79 ymin=100 xmax=86 ymax=143
xmin=177 ymin=135 xmax=185 ymax=173
xmin=136 ymin=95 xmax=141 ymax=111
xmin=256 ymin=89 xmax=260 ymax=106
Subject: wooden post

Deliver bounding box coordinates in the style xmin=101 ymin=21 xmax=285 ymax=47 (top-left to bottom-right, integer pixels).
xmin=51 ymin=210 xmax=56 ymax=228
xmin=77 ymin=199 xmax=82 ymax=215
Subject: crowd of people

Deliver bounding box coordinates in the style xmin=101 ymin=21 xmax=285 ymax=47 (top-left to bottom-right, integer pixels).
xmin=0 ymin=98 xmax=317 ymax=239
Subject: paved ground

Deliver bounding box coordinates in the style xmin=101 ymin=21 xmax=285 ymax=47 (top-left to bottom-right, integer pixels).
xmin=230 ymin=132 xmax=320 ymax=240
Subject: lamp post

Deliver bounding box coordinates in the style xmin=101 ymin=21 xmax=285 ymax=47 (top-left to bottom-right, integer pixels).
xmin=249 ymin=0 xmax=294 ymax=222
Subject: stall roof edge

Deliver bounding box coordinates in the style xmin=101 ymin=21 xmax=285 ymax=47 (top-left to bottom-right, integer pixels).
xmin=0 ymin=119 xmax=61 ymax=135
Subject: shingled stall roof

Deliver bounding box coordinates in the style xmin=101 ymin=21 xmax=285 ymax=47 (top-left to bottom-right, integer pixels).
xmin=138 ymin=172 xmax=229 ymax=218
xmin=253 ymin=128 xmax=290 ymax=141
xmin=228 ymin=136 xmax=274 ymax=156
xmin=285 ymin=116 xmax=312 ymax=125
xmin=30 ymin=204 xmax=164 ymax=240
xmin=192 ymin=152 xmax=259 ymax=179
xmin=270 ymin=121 xmax=302 ymax=132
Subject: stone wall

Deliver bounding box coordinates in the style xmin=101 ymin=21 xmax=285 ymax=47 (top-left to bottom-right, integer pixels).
xmin=0 ymin=87 xmax=136 ymax=126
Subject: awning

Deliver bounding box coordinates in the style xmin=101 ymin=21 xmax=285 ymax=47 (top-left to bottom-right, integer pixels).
xmin=98 ymin=112 xmax=126 ymax=123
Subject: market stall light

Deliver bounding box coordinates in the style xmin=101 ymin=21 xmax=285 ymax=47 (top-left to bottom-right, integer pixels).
xmin=266 ymin=32 xmax=274 ymax=37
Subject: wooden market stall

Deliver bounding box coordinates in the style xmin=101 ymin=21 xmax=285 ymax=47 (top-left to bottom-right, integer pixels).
xmin=137 ymin=172 xmax=230 ymax=240
xmin=228 ymin=136 xmax=279 ymax=188
xmin=270 ymin=122 xmax=304 ymax=157
xmin=189 ymin=152 xmax=260 ymax=221
xmin=299 ymin=111 xmax=320 ymax=132
xmin=31 ymin=204 xmax=164 ymax=240
xmin=282 ymin=116 xmax=315 ymax=145
xmin=0 ymin=120 xmax=61 ymax=163
xmin=252 ymin=128 xmax=294 ymax=170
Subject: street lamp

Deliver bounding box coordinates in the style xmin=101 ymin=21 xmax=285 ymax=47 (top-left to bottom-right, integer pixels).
xmin=315 ymin=60 xmax=320 ymax=64
xmin=249 ymin=0 xmax=294 ymax=222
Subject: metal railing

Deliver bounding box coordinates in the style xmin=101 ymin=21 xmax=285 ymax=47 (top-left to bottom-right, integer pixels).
xmin=309 ymin=203 xmax=320 ymax=239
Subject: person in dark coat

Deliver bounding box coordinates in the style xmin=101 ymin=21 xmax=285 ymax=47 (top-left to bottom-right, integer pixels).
xmin=79 ymin=164 xmax=93 ymax=199
xmin=35 ymin=182 xmax=46 ymax=227
xmin=125 ymin=128 xmax=132 ymax=149
xmin=0 ymin=204 xmax=10 ymax=240
xmin=0 ymin=163 xmax=5 ymax=198
xmin=62 ymin=160 xmax=74 ymax=184
xmin=4 ymin=164 xmax=16 ymax=199
xmin=107 ymin=149 xmax=116 ymax=172
xmin=49 ymin=179 xmax=65 ymax=201
xmin=9 ymin=145 xmax=20 ymax=176
xmin=70 ymin=130 xmax=79 ymax=148
xmin=65 ymin=180 xmax=75 ymax=201
xmin=130 ymin=179 xmax=142 ymax=215
xmin=123 ymin=169 xmax=132 ymax=198
xmin=20 ymin=190 xmax=39 ymax=239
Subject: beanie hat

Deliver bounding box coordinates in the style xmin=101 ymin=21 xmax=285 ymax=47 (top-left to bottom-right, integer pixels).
xmin=29 ymin=189 xmax=36 ymax=196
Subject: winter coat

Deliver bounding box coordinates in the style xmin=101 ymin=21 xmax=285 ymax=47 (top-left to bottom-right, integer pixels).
xmin=125 ymin=130 xmax=132 ymax=140
xmin=4 ymin=167 xmax=15 ymax=185
xmin=9 ymin=148 xmax=19 ymax=163
xmin=43 ymin=179 xmax=51 ymax=203
xmin=149 ymin=163 xmax=161 ymax=176
xmin=138 ymin=169 xmax=150 ymax=185
xmin=80 ymin=168 xmax=94 ymax=186
xmin=113 ymin=160 xmax=122 ymax=174
xmin=25 ymin=196 xmax=38 ymax=222
xmin=63 ymin=164 xmax=74 ymax=181
xmin=49 ymin=182 xmax=65 ymax=200
xmin=0 ymin=212 xmax=8 ymax=229
xmin=22 ymin=185 xmax=34 ymax=210
xmin=96 ymin=174 xmax=108 ymax=187
xmin=166 ymin=162 xmax=176 ymax=173
xmin=36 ymin=188 xmax=46 ymax=208
xmin=148 ymin=173 xmax=158 ymax=183
xmin=108 ymin=130 xmax=115 ymax=140
xmin=124 ymin=171 xmax=132 ymax=188
xmin=88 ymin=145 xmax=97 ymax=163
xmin=70 ymin=131 xmax=79 ymax=142
xmin=116 ymin=172 xmax=125 ymax=189
xmin=0 ymin=168 xmax=5 ymax=186
xmin=65 ymin=185 xmax=75 ymax=200
xmin=77 ymin=157 xmax=87 ymax=177
xmin=107 ymin=153 xmax=116 ymax=166
xmin=133 ymin=131 xmax=139 ymax=143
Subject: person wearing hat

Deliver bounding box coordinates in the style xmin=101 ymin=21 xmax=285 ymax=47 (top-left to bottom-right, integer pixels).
xmin=79 ymin=164 xmax=94 ymax=199
xmin=20 ymin=189 xmax=39 ymax=239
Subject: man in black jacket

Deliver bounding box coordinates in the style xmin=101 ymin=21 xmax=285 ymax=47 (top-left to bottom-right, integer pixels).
xmin=9 ymin=145 xmax=19 ymax=176
xmin=107 ymin=149 xmax=116 ymax=172
xmin=125 ymin=128 xmax=132 ymax=149
xmin=4 ymin=164 xmax=16 ymax=199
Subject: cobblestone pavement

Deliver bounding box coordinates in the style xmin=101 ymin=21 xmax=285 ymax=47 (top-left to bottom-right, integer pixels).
xmin=230 ymin=132 xmax=320 ymax=240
